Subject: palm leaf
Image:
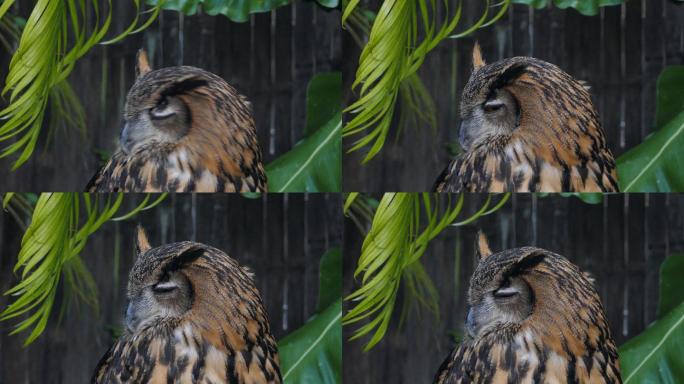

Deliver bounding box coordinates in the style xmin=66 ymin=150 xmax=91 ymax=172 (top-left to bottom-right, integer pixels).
xmin=343 ymin=0 xmax=510 ymax=163
xmin=343 ymin=192 xmax=510 ymax=350
xmin=0 ymin=193 xmax=166 ymax=345
xmin=0 ymin=1 xmax=164 ymax=170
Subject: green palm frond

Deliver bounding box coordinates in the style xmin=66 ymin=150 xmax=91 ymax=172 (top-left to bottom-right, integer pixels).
xmin=0 ymin=1 xmax=164 ymax=170
xmin=0 ymin=193 xmax=166 ymax=345
xmin=343 ymin=192 xmax=510 ymax=351
xmin=342 ymin=0 xmax=510 ymax=163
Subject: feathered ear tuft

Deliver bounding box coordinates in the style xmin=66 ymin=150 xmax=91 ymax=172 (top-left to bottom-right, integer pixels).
xmin=472 ymin=42 xmax=486 ymax=70
xmin=476 ymin=230 xmax=492 ymax=259
xmin=136 ymin=49 xmax=152 ymax=77
xmin=135 ymin=225 xmax=152 ymax=256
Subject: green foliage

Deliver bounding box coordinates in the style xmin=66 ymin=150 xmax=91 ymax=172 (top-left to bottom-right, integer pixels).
xmin=657 ymin=255 xmax=684 ymax=319
xmin=145 ymin=0 xmax=338 ymax=23
xmin=342 ymin=0 xmax=510 ymax=163
xmin=620 ymin=254 xmax=684 ymax=383
xmin=266 ymin=72 xmax=342 ymax=192
xmin=279 ymin=248 xmax=342 ymax=384
xmin=0 ymin=1 xmax=163 ymax=170
xmin=317 ymin=248 xmax=342 ymax=312
xmin=0 ymin=193 xmax=166 ymax=345
xmin=279 ymin=299 xmax=342 ymax=384
xmin=343 ymin=193 xmax=510 ymax=351
xmin=512 ymin=0 xmax=625 ymax=16
xmin=617 ymin=67 xmax=684 ymax=192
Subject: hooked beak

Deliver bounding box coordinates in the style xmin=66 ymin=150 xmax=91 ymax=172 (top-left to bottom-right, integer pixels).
xmin=119 ymin=122 xmax=132 ymax=154
xmin=125 ymin=302 xmax=138 ymax=333
xmin=465 ymin=307 xmax=477 ymax=339
xmin=458 ymin=120 xmax=476 ymax=152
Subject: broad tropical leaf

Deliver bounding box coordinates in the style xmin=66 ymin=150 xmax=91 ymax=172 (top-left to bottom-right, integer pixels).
xmin=512 ymin=0 xmax=625 ymax=16
xmin=145 ymin=0 xmax=338 ymax=23
xmin=279 ymin=299 xmax=342 ymax=384
xmin=278 ymin=248 xmax=342 ymax=384
xmin=617 ymin=67 xmax=684 ymax=192
xmin=619 ymin=254 xmax=684 ymax=383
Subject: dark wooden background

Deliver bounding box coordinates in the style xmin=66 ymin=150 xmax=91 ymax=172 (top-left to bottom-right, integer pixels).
xmin=343 ymin=1 xmax=684 ymax=192
xmin=0 ymin=193 xmax=342 ymax=383
xmin=0 ymin=1 xmax=341 ymax=191
xmin=343 ymin=193 xmax=684 ymax=383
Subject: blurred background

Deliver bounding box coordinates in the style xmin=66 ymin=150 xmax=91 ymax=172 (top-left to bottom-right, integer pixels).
xmin=343 ymin=193 xmax=684 ymax=383
xmin=0 ymin=1 xmax=341 ymax=190
xmin=343 ymin=0 xmax=684 ymax=191
xmin=0 ymin=193 xmax=342 ymax=383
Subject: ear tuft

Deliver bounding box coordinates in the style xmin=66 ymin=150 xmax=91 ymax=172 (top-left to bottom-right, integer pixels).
xmin=136 ymin=225 xmax=152 ymax=255
xmin=136 ymin=49 xmax=152 ymax=77
xmin=476 ymin=230 xmax=492 ymax=259
xmin=472 ymin=42 xmax=486 ymax=70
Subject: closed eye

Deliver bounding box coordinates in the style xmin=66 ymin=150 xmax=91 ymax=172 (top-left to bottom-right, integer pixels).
xmin=152 ymin=281 xmax=178 ymax=294
xmin=493 ymin=286 xmax=518 ymax=298
xmin=483 ymin=100 xmax=504 ymax=113
xmin=150 ymin=98 xmax=175 ymax=119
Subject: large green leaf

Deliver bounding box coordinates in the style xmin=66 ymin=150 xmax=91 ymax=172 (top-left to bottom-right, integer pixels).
xmin=317 ymin=248 xmax=341 ymax=312
xmin=512 ymin=0 xmax=624 ymax=16
xmin=617 ymin=67 xmax=684 ymax=192
xmin=656 ymin=67 xmax=684 ymax=128
xmin=279 ymin=299 xmax=342 ymax=384
xmin=620 ymin=301 xmax=684 ymax=383
xmin=278 ymin=249 xmax=342 ymax=384
xmin=658 ymin=255 xmax=684 ymax=320
xmin=619 ymin=255 xmax=684 ymax=383
xmin=265 ymin=112 xmax=341 ymax=192
xmin=305 ymin=72 xmax=342 ymax=137
xmin=146 ymin=0 xmax=337 ymax=22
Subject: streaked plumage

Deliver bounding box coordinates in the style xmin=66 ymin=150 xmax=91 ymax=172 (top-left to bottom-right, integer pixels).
xmin=434 ymin=233 xmax=621 ymax=384
xmin=92 ymin=227 xmax=280 ymax=383
xmin=87 ymin=50 xmax=267 ymax=192
xmin=434 ymin=44 xmax=618 ymax=192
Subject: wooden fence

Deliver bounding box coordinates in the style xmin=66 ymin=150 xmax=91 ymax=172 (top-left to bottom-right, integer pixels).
xmin=343 ymin=0 xmax=684 ymax=191
xmin=343 ymin=193 xmax=684 ymax=383
xmin=0 ymin=193 xmax=342 ymax=383
xmin=0 ymin=2 xmax=341 ymax=191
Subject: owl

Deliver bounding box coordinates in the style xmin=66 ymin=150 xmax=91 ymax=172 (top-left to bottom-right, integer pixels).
xmin=433 ymin=44 xmax=618 ymax=192
xmin=92 ymin=227 xmax=281 ymax=383
xmin=433 ymin=233 xmax=621 ymax=384
xmin=87 ymin=50 xmax=267 ymax=192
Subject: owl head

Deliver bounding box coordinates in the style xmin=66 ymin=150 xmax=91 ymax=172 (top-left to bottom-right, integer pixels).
xmin=465 ymin=232 xmax=606 ymax=345
xmin=458 ymin=44 xmax=604 ymax=162
xmin=124 ymin=226 xmax=261 ymax=337
xmin=119 ymin=50 xmax=261 ymax=176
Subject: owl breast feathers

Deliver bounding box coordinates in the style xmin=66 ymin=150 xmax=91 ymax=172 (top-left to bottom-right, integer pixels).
xmin=87 ymin=50 xmax=267 ymax=192
xmin=434 ymin=44 xmax=618 ymax=192
xmin=92 ymin=228 xmax=280 ymax=383
xmin=434 ymin=233 xmax=621 ymax=384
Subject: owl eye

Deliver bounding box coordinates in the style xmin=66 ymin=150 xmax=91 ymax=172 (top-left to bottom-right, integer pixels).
xmin=152 ymin=280 xmax=178 ymax=294
xmin=493 ymin=284 xmax=518 ymax=298
xmin=483 ymin=100 xmax=504 ymax=113
xmin=150 ymin=98 xmax=175 ymax=119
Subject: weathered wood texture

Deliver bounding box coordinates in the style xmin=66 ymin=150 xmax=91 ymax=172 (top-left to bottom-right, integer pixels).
xmin=343 ymin=1 xmax=684 ymax=192
xmin=0 ymin=2 xmax=341 ymax=191
xmin=0 ymin=193 xmax=342 ymax=383
xmin=343 ymin=193 xmax=684 ymax=383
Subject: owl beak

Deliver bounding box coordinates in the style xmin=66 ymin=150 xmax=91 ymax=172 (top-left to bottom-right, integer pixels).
xmin=465 ymin=307 xmax=477 ymax=338
xmin=120 ymin=122 xmax=132 ymax=154
xmin=458 ymin=120 xmax=473 ymax=151
xmin=125 ymin=302 xmax=138 ymax=333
